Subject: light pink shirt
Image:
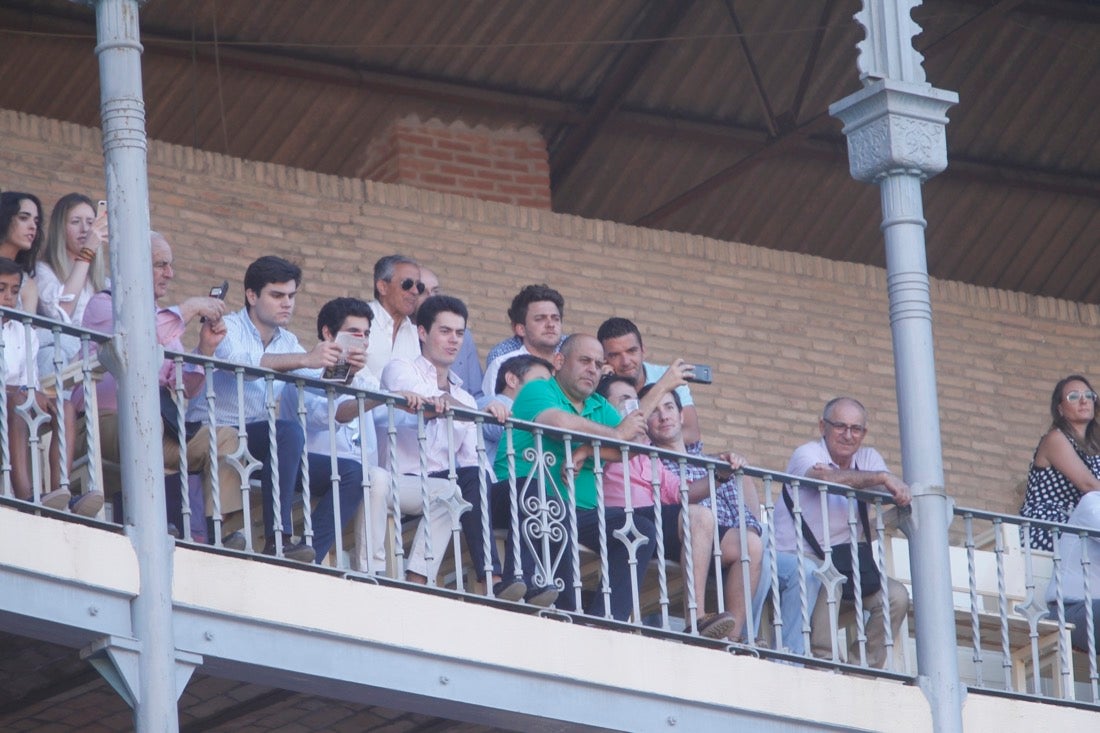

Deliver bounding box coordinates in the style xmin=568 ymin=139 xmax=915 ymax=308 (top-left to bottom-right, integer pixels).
xmin=380 ymin=354 xmax=478 ymax=474
xmin=602 ymin=453 xmax=681 ymax=508
xmin=81 ymin=291 xmax=204 ymax=413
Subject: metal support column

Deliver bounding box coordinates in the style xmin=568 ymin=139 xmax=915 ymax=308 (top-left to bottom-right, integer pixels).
xmin=830 ymin=2 xmax=962 ymax=731
xmin=86 ymin=0 xmax=186 ymax=730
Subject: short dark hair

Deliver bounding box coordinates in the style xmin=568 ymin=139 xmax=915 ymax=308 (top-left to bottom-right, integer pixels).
xmin=373 ymin=254 xmax=418 ymax=299
xmin=243 ymin=256 xmax=301 ymax=309
xmin=596 ymin=317 xmax=643 ymax=347
xmin=0 ymin=256 xmax=23 ymax=280
xmin=0 ymin=192 xmax=44 ymax=275
xmin=507 ymin=284 xmax=564 ymax=327
xmin=495 ymin=353 xmax=554 ymax=395
xmin=416 ymin=294 xmax=467 ymax=332
xmin=596 ymin=373 xmax=636 ymax=400
xmin=316 ymin=297 xmax=372 ymax=340
xmin=638 ymin=382 xmax=682 ymax=411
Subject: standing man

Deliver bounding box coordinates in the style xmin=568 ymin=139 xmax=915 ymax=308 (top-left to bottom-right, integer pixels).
xmin=492 ymin=334 xmax=656 ymax=618
xmin=774 ymin=397 xmax=912 ymax=668
xmin=190 ymin=255 xmax=346 ymax=563
xmin=366 ymin=254 xmax=423 ymax=380
xmin=418 ymin=267 xmax=483 ymax=402
xmin=482 ymin=284 xmax=564 ymax=399
xmin=381 ymin=295 xmax=522 ymax=599
xmin=597 ymin=317 xmax=701 ymax=448
xmin=83 ymin=232 xmax=239 ymax=537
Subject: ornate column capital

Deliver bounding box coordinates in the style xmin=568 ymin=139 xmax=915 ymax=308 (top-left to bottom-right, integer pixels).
xmin=829 ymin=79 xmax=958 ymax=184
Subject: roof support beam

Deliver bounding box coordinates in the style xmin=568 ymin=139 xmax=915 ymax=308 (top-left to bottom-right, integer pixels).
xmin=789 ymin=0 xmax=840 ymax=126
xmin=721 ymin=0 xmax=779 ymax=138
xmin=548 ymin=0 xmax=696 ymax=190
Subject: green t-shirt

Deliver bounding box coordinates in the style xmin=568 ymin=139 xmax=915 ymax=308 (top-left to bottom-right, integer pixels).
xmin=493 ymin=377 xmax=621 ymax=510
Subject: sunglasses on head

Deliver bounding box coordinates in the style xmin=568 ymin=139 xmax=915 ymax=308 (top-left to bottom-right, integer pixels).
xmin=399 ymin=278 xmax=426 ymax=295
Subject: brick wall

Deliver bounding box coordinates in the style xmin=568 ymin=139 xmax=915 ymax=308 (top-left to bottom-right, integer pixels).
xmin=2 ymin=107 xmax=1096 ymax=515
xmin=358 ymin=115 xmax=551 ymax=209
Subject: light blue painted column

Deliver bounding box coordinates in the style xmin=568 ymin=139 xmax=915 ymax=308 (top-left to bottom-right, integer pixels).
xmin=80 ymin=1 xmax=198 ymax=730
xmin=830 ymin=3 xmax=962 ymax=731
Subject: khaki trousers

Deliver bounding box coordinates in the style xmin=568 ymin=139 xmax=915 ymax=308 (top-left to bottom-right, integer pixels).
xmin=810 ymin=574 xmax=909 ymax=669
xmin=99 ymin=414 xmax=242 ymax=517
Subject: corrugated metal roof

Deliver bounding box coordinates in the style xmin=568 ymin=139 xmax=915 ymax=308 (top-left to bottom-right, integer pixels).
xmin=0 ymin=0 xmax=1096 ymax=300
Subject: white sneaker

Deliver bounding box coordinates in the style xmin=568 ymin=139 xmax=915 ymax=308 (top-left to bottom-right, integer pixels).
xmin=70 ymin=491 xmax=105 ymax=518
xmin=40 ymin=488 xmax=72 ymax=510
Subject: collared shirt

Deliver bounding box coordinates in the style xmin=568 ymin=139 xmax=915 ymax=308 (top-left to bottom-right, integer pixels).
xmin=485 ymin=335 xmax=523 ymax=369
xmin=658 ymin=447 xmax=763 ymax=535
xmin=604 ymin=453 xmax=680 ymax=508
xmin=2 ymin=319 xmax=38 ymax=388
xmin=480 ymin=392 xmax=513 ymax=477
xmin=380 ymin=354 xmax=478 ymax=474
xmin=482 ymin=344 xmax=531 ymax=399
xmin=496 ymin=377 xmax=621 ymax=510
xmin=774 ymin=438 xmax=888 ymax=552
xmin=366 ymin=300 xmax=419 ymax=381
xmin=186 ymin=307 xmax=309 ymax=425
xmin=280 ymin=367 xmax=382 ymax=464
xmin=82 ymin=291 xmax=204 ymax=413
xmin=643 ymin=361 xmax=694 ymax=407
xmin=36 ymin=261 xmax=103 ymax=325
xmin=452 ymin=329 xmax=484 ymax=402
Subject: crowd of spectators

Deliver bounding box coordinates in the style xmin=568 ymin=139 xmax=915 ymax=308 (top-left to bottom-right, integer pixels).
xmin=11 ymin=188 xmax=1098 ymax=664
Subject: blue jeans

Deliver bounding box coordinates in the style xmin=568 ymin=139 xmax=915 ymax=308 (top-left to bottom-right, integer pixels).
xmin=306 ymin=453 xmax=364 ymax=562
xmin=776 ymin=551 xmax=822 ymax=655
xmin=246 ymin=419 xmax=305 ymax=537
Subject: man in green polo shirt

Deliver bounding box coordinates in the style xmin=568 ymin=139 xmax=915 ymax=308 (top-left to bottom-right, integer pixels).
xmin=492 ymin=333 xmax=657 ymax=620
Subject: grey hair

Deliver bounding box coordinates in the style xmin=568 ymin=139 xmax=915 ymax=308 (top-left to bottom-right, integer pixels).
xmin=372 ymin=254 xmax=419 ymax=299
xmin=822 ymin=396 xmax=867 ymax=423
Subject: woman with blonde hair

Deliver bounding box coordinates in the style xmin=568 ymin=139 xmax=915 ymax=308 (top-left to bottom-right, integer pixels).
xmin=1021 ymin=374 xmax=1100 ymax=550
xmin=36 ymin=193 xmax=109 ymax=373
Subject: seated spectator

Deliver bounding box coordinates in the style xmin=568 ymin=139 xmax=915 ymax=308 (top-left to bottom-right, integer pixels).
xmin=491 ymin=334 xmax=656 ymax=617
xmin=774 ymin=397 xmax=911 ymax=669
xmin=82 ymin=233 xmax=239 ymax=532
xmin=481 ymin=353 xmax=554 ymax=474
xmin=1046 ymin=490 xmax=1100 ymax=653
xmin=597 ymin=375 xmax=735 ymax=639
xmin=278 ymin=297 xmax=384 ymax=565
xmin=1020 ymin=375 xmax=1100 ymax=551
xmin=366 ymin=254 xmax=422 ymax=381
xmin=482 ymin=284 xmax=564 ymax=399
xmin=419 ymin=267 xmax=484 ymax=402
xmin=187 ymin=255 xmax=349 ymax=563
xmin=0 ymin=256 xmax=80 ymax=511
xmin=640 ymin=383 xmax=766 ymax=642
xmin=597 ymin=316 xmax=701 ymax=447
xmin=0 ymin=192 xmax=44 ymax=313
xmin=381 ymin=295 xmax=521 ymax=599
xmin=36 ymin=193 xmax=109 ymax=375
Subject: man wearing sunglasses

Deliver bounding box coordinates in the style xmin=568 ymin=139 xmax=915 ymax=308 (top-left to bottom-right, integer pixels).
xmin=773 ymin=397 xmax=911 ymax=669
xmin=366 ymin=254 xmax=424 ymax=380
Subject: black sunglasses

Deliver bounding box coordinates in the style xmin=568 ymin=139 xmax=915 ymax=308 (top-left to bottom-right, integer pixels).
xmin=399 ymin=277 xmax=426 ymax=295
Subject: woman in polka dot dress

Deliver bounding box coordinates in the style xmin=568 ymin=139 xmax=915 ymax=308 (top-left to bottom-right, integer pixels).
xmin=1020 ymin=375 xmax=1100 ymax=550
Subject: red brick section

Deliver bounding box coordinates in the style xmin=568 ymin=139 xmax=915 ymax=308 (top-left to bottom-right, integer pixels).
xmin=359 ymin=115 xmax=551 ymax=209
xmin=1 ymin=107 xmax=1096 ymax=516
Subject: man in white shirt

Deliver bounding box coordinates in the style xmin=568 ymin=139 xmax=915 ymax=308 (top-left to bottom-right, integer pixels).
xmin=366 ymin=254 xmax=423 ymax=380
xmin=773 ymin=397 xmax=912 ymax=668
xmin=482 ymin=284 xmax=563 ymax=399
xmin=381 ymin=295 xmax=523 ymax=599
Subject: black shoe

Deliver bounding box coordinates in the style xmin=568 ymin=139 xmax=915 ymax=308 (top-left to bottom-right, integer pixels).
xmin=524 ymin=585 xmax=559 ymax=607
xmin=492 ymin=579 xmax=527 ymax=601
xmin=262 ymin=538 xmax=315 ymax=563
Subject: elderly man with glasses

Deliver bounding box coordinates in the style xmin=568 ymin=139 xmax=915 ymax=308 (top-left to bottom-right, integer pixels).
xmin=773 ymin=396 xmax=912 ymax=669
xmin=366 ymin=254 xmax=425 ymax=380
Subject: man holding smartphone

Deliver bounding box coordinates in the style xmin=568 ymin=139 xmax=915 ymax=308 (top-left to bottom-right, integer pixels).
xmin=597 ymin=317 xmax=702 ymax=448
xmin=188 ymin=255 xmax=349 ymax=563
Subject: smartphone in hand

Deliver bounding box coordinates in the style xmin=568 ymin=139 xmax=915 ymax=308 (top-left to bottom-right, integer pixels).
xmin=96 ymin=200 xmax=107 ymax=218
xmin=321 ymin=331 xmax=360 ymax=383
xmin=686 ymin=364 xmax=713 ymax=384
